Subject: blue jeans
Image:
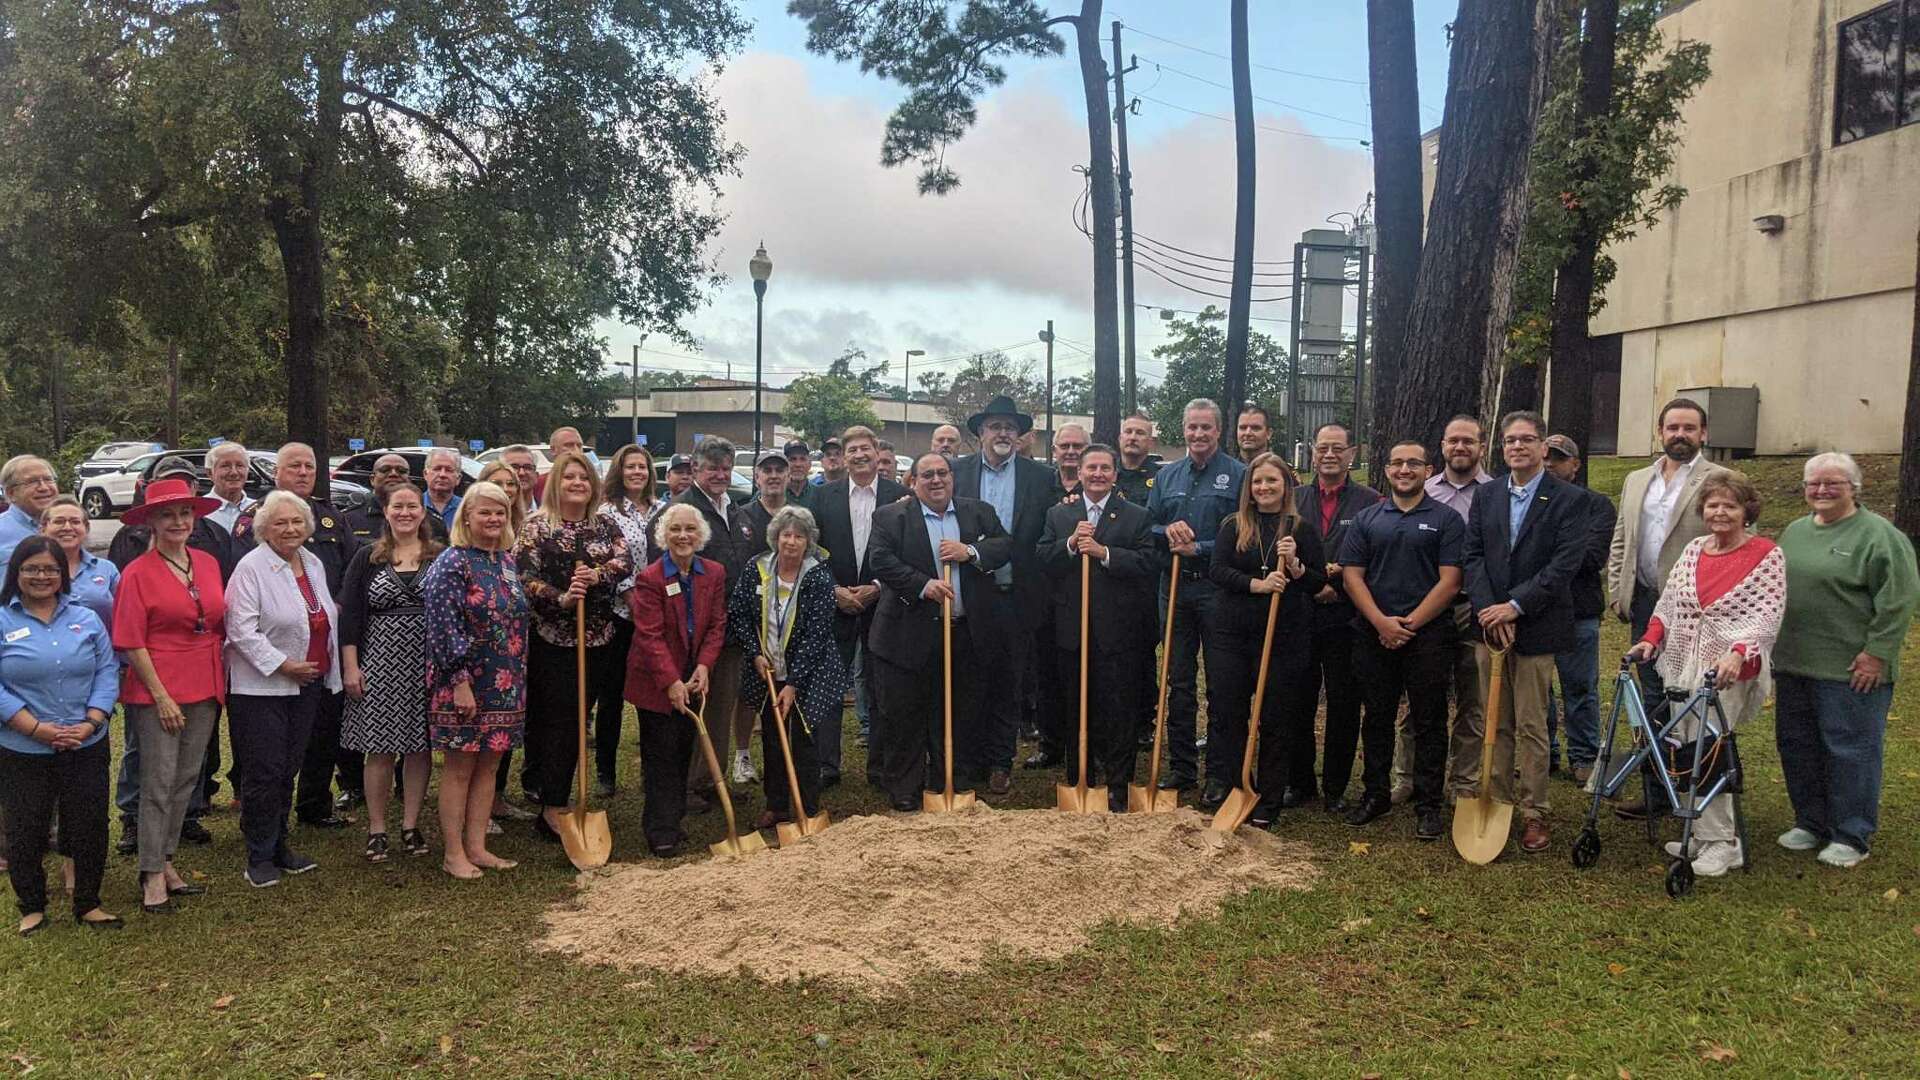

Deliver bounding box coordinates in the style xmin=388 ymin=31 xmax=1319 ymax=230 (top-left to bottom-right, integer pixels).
xmin=1773 ymin=673 xmax=1892 ymax=854
xmin=1545 ymin=617 xmax=1601 ymax=769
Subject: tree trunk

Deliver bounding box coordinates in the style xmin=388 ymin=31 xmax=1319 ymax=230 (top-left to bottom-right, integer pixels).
xmin=1223 ymin=0 xmax=1255 ymax=432
xmin=1497 ymin=358 xmax=1540 ymax=417
xmin=1545 ymin=0 xmax=1619 ymax=486
xmin=1897 ymin=222 xmax=1920 ymax=540
xmin=1387 ymin=0 xmax=1558 ymax=453
xmin=1364 ymin=0 xmax=1422 ymax=475
xmin=269 ymin=172 xmax=329 ymax=495
xmin=1073 ymin=0 xmax=1121 ymax=446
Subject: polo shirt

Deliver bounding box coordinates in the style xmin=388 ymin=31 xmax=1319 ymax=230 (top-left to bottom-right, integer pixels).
xmin=1336 ymin=494 xmax=1465 ymax=619
xmin=1144 ymin=451 xmax=1246 ymax=571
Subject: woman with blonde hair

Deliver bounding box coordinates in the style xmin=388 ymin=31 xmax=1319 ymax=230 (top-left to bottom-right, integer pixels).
xmin=592 ymin=443 xmax=661 ymax=794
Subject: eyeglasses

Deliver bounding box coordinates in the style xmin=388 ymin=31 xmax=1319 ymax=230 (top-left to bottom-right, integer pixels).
xmin=10 ymin=474 xmax=56 ymax=491
xmin=1502 ymin=434 xmax=1543 ymax=446
xmin=1386 ymin=458 xmax=1429 ymax=469
xmin=17 ymin=566 xmax=62 ymax=578
xmin=1803 ymin=480 xmax=1852 ymax=491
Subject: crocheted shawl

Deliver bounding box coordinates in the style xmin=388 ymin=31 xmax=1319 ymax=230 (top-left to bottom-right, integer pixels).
xmin=1651 ymin=535 xmax=1787 ymax=698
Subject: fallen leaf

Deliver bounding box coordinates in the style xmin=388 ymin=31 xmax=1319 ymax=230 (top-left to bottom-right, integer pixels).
xmin=1248 ymin=1029 xmax=1274 ymax=1044
xmin=211 ymin=994 xmax=235 ymax=1010
xmin=1459 ymin=1017 xmax=1480 ymax=1028
xmin=1340 ymin=917 xmax=1373 ymax=933
xmin=9 ymin=1053 xmax=35 ymax=1075
xmin=1606 ymin=963 xmax=1628 ymax=977
xmin=1348 ymin=841 xmax=1371 ymax=856
xmin=438 ymin=1035 xmax=454 ymax=1056
xmin=1805 ymin=924 xmax=1819 ymax=939
xmin=1414 ymin=906 xmax=1433 ymax=921
xmin=1618 ymin=1068 xmax=1632 ymax=1080
xmin=1153 ymin=1040 xmax=1176 ymax=1054
xmin=1883 ymin=888 xmax=1900 ymax=902
xmin=1700 ymin=1042 xmax=1738 ymax=1063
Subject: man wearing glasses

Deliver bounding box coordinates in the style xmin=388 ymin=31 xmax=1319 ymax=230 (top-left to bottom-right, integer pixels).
xmin=1601 ymin=397 xmax=1733 ymax=818
xmin=347 ymin=453 xmax=448 ymax=541
xmin=1460 ymin=411 xmax=1590 ymax=854
xmin=0 ymin=455 xmax=61 ymax=566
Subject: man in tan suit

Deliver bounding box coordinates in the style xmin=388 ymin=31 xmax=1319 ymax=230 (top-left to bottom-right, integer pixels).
xmin=1603 ymin=396 xmax=1734 ymax=816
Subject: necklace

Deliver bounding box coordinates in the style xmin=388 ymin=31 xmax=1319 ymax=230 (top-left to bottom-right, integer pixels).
xmin=158 ymin=549 xmax=194 ymax=583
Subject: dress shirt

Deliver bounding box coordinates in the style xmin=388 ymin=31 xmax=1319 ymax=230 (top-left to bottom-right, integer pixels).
xmin=662 ymin=555 xmax=704 ymax=640
xmin=1143 ymin=451 xmax=1246 ymax=570
xmin=1083 ymin=493 xmax=1114 ymax=567
xmin=976 ymin=455 xmax=1017 ymax=588
xmin=849 ymin=478 xmax=879 ymax=570
xmin=1507 ymin=469 xmax=1545 ymax=548
xmin=0 ymin=503 xmax=38 ymax=567
xmin=919 ymin=500 xmax=966 ymax=618
xmin=0 ymin=596 xmax=119 ymax=755
xmin=207 ymin=492 xmax=252 ymax=534
xmin=1637 ymin=454 xmax=1699 ymax=586
xmin=1424 ymin=468 xmax=1493 ymax=522
xmin=424 ymin=491 xmax=462 ymax=532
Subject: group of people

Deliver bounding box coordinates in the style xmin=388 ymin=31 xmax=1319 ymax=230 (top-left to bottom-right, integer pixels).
xmin=1 ymin=393 xmax=1915 ymax=933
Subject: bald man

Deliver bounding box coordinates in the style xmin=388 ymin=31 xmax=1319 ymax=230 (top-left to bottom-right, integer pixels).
xmin=930 ymin=424 xmax=964 ymax=457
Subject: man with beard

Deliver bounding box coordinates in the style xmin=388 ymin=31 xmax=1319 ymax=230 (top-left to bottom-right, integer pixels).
xmin=930 ymin=424 xmax=965 ymax=458
xmin=953 ymin=396 xmax=1055 ymax=796
xmin=1416 ymin=415 xmax=1494 ymax=804
xmin=783 ymin=441 xmax=815 ymax=509
xmin=1234 ymin=403 xmax=1276 ymax=464
xmin=1604 ymin=398 xmax=1734 ymax=817
xmin=347 ymin=453 xmax=448 ymax=541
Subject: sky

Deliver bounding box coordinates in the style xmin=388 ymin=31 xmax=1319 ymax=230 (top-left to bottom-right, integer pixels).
xmin=600 ymin=0 xmax=1463 ymax=398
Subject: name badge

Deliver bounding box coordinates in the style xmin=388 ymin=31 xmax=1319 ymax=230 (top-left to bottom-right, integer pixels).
xmin=665 ymin=581 xmax=682 ymax=597
xmin=4 ymin=627 xmax=29 ymax=643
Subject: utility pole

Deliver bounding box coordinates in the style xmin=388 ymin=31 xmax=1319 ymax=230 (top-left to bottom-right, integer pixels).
xmin=1111 ymin=21 xmax=1139 ymax=414
xmin=630 ymin=335 xmax=646 ymax=445
xmin=1041 ymin=320 xmax=1055 ymax=460
xmin=166 ymin=342 xmax=181 ymax=448
xmin=48 ymin=351 xmax=65 ymax=452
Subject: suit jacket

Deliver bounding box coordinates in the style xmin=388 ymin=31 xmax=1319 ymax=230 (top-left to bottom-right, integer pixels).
xmin=625 ymin=555 xmax=728 ymax=714
xmin=1568 ymin=485 xmax=1617 ymax=620
xmin=673 ymin=486 xmax=749 ymax=583
xmin=1464 ymin=473 xmax=1589 ymax=656
xmin=1293 ymin=479 xmax=1382 ymax=630
xmin=1605 ymin=456 xmax=1735 ymax=620
xmin=952 ymin=452 xmax=1056 ymax=632
xmin=866 ymin=495 xmax=1013 ymax=669
xmin=811 ymin=474 xmax=910 ymax=641
xmin=1036 ymin=495 xmax=1156 ymax=652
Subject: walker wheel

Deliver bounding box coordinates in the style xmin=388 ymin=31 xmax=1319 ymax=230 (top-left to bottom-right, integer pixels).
xmin=1665 ymin=858 xmax=1695 ymax=899
xmin=1571 ymin=828 xmax=1601 ymax=869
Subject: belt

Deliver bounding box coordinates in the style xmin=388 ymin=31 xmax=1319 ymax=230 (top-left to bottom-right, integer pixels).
xmin=1178 ymin=566 xmax=1208 ymax=580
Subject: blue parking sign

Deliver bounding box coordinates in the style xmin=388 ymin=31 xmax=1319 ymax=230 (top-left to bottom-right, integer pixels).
xmin=468 ymin=439 xmax=485 ymax=452
xmin=347 ymin=438 xmax=366 ymax=452
xmin=417 ymin=438 xmax=434 ymax=448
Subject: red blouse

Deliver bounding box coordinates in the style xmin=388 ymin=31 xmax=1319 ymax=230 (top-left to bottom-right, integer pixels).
xmin=294 ymin=571 xmax=332 ymax=676
xmin=112 ymin=548 xmax=228 ymax=706
xmin=1642 ymin=537 xmax=1778 ymax=681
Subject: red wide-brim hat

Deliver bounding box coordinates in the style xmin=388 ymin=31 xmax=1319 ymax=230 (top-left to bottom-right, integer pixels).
xmin=122 ymin=477 xmax=222 ymax=526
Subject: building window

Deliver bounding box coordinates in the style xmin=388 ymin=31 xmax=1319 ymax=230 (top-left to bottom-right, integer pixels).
xmin=1835 ymin=1 xmax=1919 ymax=144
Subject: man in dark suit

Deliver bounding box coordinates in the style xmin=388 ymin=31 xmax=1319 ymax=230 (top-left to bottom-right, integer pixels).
xmin=810 ymin=425 xmax=907 ymax=785
xmin=1292 ymin=422 xmax=1382 ymax=813
xmin=866 ymin=452 xmax=1013 ymax=811
xmin=1461 ymin=411 xmax=1590 ymax=855
xmin=1037 ymin=444 xmax=1156 ymax=811
xmin=672 ymin=438 xmax=752 ymax=799
xmin=952 ymin=395 xmax=1056 ymax=795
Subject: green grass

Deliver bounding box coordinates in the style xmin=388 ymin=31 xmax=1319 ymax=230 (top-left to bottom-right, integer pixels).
xmin=3 ymin=456 xmax=1916 ymax=1076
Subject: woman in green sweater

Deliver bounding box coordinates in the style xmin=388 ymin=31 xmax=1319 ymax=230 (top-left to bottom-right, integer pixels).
xmin=1772 ymin=452 xmax=1920 ymax=869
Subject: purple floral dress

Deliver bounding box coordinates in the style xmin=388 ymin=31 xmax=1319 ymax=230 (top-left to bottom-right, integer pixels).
xmin=422 ymin=545 xmax=528 ymax=751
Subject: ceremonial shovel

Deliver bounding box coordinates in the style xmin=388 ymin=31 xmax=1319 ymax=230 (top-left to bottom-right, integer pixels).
xmin=553 ymin=596 xmax=612 ymax=869
xmin=923 ymin=564 xmax=976 ymax=813
xmin=1127 ymin=553 xmax=1181 ymax=814
xmin=1210 ymin=588 xmax=1282 ymax=833
xmin=1452 ymin=643 xmax=1515 ymax=864
xmin=1056 ymin=552 xmax=1108 ymax=814
xmin=762 ymin=667 xmax=830 ymax=843
xmin=679 ymin=694 xmax=768 ymax=858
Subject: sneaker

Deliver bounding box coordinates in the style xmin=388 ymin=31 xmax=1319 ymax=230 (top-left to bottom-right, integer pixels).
xmin=731 ymin=752 xmax=757 ymax=785
xmin=1777 ymin=827 xmax=1822 ymax=852
xmin=1691 ymin=840 xmax=1743 ymax=877
xmin=244 ymin=863 xmax=281 ymax=889
xmin=275 ymin=851 xmax=319 ymax=875
xmin=491 ymin=801 xmax=537 ymax=822
xmin=1663 ymin=839 xmax=1699 ymax=860
xmin=1414 ymin=808 xmax=1444 ymax=841
xmin=1388 ymin=783 xmax=1414 ymax=805
xmin=1815 ymin=842 xmax=1867 ymax=869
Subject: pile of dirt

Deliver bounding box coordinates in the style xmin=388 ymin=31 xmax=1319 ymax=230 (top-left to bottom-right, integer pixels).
xmin=538 ymin=806 xmax=1315 ymax=988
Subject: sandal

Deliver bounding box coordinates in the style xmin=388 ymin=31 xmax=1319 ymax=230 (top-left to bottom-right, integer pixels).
xmin=400 ymin=828 xmax=430 ymax=857
xmin=363 ymin=833 xmax=390 ymax=863
xmin=79 ymin=910 xmax=124 ymax=931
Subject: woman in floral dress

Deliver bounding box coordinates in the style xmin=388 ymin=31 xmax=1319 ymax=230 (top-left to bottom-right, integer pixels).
xmin=421 ymin=481 xmax=528 ymax=880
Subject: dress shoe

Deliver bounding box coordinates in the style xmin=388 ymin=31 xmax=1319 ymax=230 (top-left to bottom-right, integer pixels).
xmin=1198 ymin=779 xmax=1230 ymax=811
xmin=989 ymin=768 xmax=1012 ymax=796
xmin=649 ymin=840 xmax=682 ymax=858
xmin=1157 ymin=774 xmax=1196 ymax=792
xmin=178 ymin=819 xmax=213 ymax=845
xmin=334 ymin=790 xmax=363 ymax=812
xmin=594 ymin=778 xmax=616 ymax=799
xmin=299 ymin=815 xmax=351 ymax=830
xmin=1280 ymin=786 xmax=1314 ymax=809
xmin=1611 ymin=798 xmax=1651 ymax=821
xmin=889 ymin=796 xmax=919 ymax=812
xmin=532 ymin=816 xmax=563 ymax=843
xmin=820 ymin=772 xmax=842 ymax=791
xmin=1107 ymin=786 xmax=1129 ymax=813
xmin=1343 ymin=795 xmax=1391 ymax=827
xmin=115 ymin=832 xmax=137 ymax=857
xmin=1023 ymin=749 xmax=1063 ymax=770
xmin=753 ymin=809 xmax=786 ymax=831
xmin=1414 ymin=808 xmax=1444 ymax=841
xmin=684 ymin=790 xmax=712 ymax=814
xmin=1519 ymin=819 xmax=1550 ymax=853
xmin=1248 ymin=803 xmax=1279 ymax=829
xmin=1389 ymin=782 xmax=1414 ymax=805
xmin=1324 ymin=796 xmax=1349 ymax=815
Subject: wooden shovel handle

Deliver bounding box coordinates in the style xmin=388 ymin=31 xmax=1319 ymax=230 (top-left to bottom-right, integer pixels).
xmin=1244 ymin=590 xmax=1283 ymax=793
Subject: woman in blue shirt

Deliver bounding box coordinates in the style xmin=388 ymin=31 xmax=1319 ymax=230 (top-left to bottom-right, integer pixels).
xmin=0 ymin=536 xmax=123 ymax=935
xmin=39 ymin=496 xmax=119 ymax=628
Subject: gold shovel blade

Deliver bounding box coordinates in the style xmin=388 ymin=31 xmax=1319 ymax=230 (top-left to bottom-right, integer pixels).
xmin=1055 ymin=783 xmax=1111 ymax=815
xmin=710 ymin=829 xmax=771 ymax=859
xmin=1450 ymin=795 xmax=1515 ymax=865
xmin=1209 ymin=786 xmax=1259 ymax=832
xmin=554 ymin=809 xmax=612 ymax=870
xmin=774 ymin=820 xmax=804 ymax=847
xmin=922 ymin=789 xmax=977 ymax=813
xmin=1126 ymin=785 xmax=1180 ymax=813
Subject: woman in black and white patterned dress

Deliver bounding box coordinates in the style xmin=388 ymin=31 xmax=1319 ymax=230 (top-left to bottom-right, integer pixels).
xmin=340 ymin=483 xmax=443 ymax=862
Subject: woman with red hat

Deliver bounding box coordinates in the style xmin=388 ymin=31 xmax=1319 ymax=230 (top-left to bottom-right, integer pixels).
xmin=111 ymin=476 xmax=225 ymax=914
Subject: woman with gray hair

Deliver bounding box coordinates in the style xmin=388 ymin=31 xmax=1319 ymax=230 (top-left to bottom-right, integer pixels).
xmin=1770 ymin=452 xmax=1920 ymax=869
xmin=727 ymin=506 xmax=847 ymax=831
xmin=223 ymin=489 xmax=340 ymax=888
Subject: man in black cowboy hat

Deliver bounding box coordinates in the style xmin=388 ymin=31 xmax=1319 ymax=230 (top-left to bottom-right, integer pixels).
xmin=951 ymin=395 xmax=1056 ymax=795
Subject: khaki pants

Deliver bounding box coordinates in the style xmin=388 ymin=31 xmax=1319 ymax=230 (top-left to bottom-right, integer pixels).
xmin=1453 ymin=645 xmax=1555 ymax=820
xmin=688 ymin=645 xmax=748 ymax=791
xmin=1443 ymin=602 xmax=1486 ymax=795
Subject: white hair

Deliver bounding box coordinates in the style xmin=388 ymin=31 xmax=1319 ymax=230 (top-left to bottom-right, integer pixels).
xmin=256 ymin=489 xmax=315 ymax=535
xmin=653 ymin=501 xmax=712 ymax=550
xmin=1803 ymin=451 xmax=1864 ymax=488
xmin=1182 ymin=398 xmax=1224 ymax=428
xmin=1 ymin=455 xmax=51 ymax=492
xmin=425 ymin=447 xmax=460 ymax=469
xmin=275 ymin=441 xmax=315 ymax=463
xmin=207 ymin=441 xmax=249 ymax=466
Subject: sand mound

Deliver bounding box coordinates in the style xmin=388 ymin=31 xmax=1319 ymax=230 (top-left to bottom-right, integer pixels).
xmin=538 ymin=806 xmax=1315 ymax=988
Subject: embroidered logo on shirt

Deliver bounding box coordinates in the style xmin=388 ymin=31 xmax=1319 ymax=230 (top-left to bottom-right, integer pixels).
xmin=1417 ymin=523 xmax=1437 ymax=532
xmin=1213 ymin=473 xmax=1230 ymax=489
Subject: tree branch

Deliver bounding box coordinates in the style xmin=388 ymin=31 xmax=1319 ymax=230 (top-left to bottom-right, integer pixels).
xmin=341 ymin=80 xmax=488 ymax=175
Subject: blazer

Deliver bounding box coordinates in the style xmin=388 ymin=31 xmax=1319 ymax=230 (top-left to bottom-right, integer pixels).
xmin=811 ymin=475 xmax=909 ymax=641
xmin=625 ymin=555 xmax=728 ymax=715
xmin=726 ymin=555 xmax=850 ymax=730
xmin=1036 ymin=495 xmax=1157 ymax=652
xmin=223 ymin=543 xmax=344 ymax=696
xmin=1568 ymin=485 xmax=1617 ymax=620
xmin=1293 ymin=478 xmax=1383 ymax=630
xmin=866 ymin=495 xmax=1013 ymax=669
xmin=1208 ymin=512 xmax=1327 ymax=639
xmin=951 ymin=452 xmax=1056 ymax=632
xmin=1605 ymin=456 xmax=1735 ymax=620
xmin=1463 ymin=473 xmax=1590 ymax=656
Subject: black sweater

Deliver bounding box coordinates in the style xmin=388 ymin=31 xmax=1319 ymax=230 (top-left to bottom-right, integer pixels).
xmin=1208 ymin=512 xmax=1326 ymax=640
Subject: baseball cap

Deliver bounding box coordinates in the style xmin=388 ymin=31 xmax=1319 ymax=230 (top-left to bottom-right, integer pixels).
xmin=756 ymin=449 xmax=789 ymax=468
xmin=1544 ymin=434 xmax=1581 ymax=459
xmin=783 ymin=440 xmax=810 ymax=457
xmin=667 ymin=454 xmax=694 ymax=471
xmin=154 ymin=455 xmax=199 ymax=481
xmin=821 ymin=437 xmax=842 ymax=452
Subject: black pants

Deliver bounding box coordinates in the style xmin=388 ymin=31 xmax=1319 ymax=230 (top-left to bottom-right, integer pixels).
xmin=985 ymin=608 xmax=1035 ymax=772
xmin=873 ymin=630 xmax=984 ymax=805
xmin=293 ymin=687 xmax=345 ymax=822
xmin=1033 ymin=613 xmax=1068 ymax=758
xmin=1162 ymin=574 xmax=1226 ymax=782
xmin=1629 ymin=581 xmax=1672 ymax=810
xmin=1058 ymin=643 xmax=1141 ymax=789
xmin=637 ymin=708 xmax=694 ymax=849
xmin=758 ymin=682 xmax=822 ymax=817
xmin=1353 ymin=621 xmax=1455 ymax=810
xmin=526 ymin=635 xmax=621 ymax=808
xmin=0 ymin=740 xmax=109 ymax=919
xmin=593 ymin=617 xmax=636 ymax=785
xmin=1206 ymin=623 xmax=1311 ymax=802
xmin=230 ymin=687 xmax=321 ymax=867
xmin=1295 ymin=621 xmax=1363 ymax=801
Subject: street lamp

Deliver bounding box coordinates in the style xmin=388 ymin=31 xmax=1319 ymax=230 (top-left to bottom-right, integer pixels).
xmin=749 ymin=242 xmax=773 ymax=454
xmin=903 ymin=348 xmax=925 ymax=449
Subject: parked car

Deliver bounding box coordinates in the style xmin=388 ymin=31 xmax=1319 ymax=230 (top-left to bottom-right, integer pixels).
xmin=78 ymin=451 xmax=160 ymax=519
xmin=73 ymin=441 xmax=163 ymax=495
xmin=475 ymin=443 xmax=609 ymax=482
xmin=331 ymin=447 xmax=485 ymax=495
xmin=651 ymin=460 xmax=753 ymax=503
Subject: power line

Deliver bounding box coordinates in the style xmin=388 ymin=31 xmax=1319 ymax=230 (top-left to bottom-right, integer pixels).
xmin=1134 ymin=233 xmax=1294 ymax=275
xmin=1137 ymin=93 xmax=1371 ymax=144
xmin=1140 ymin=55 xmax=1371 ymax=128
xmin=1133 ymin=246 xmax=1293 ymax=294
xmin=1136 ymin=300 xmax=1292 ymax=326
xmin=1117 ymin=22 xmax=1368 ymax=86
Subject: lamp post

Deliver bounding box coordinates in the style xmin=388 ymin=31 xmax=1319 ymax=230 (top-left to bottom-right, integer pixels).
xmin=1039 ymin=321 xmax=1055 ymax=461
xmin=903 ymin=348 xmax=924 ymax=450
xmin=749 ymin=242 xmax=773 ymax=454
